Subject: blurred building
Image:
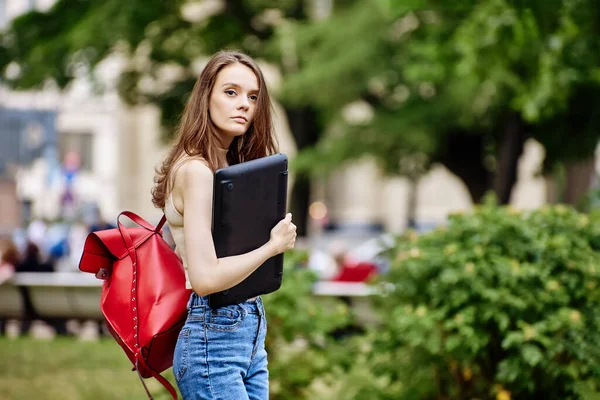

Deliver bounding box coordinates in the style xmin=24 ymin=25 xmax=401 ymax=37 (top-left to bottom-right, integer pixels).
xmin=0 ymin=67 xmax=167 ymax=226
xmin=0 ymin=2 xmax=167 ymax=230
xmin=0 ymin=0 xmax=298 ymax=233
xmin=310 ymin=139 xmax=548 ymax=236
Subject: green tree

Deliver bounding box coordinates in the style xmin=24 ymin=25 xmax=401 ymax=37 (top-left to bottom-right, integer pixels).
xmin=282 ymin=0 xmax=600 ymax=205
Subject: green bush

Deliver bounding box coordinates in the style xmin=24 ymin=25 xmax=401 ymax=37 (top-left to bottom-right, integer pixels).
xmin=364 ymin=198 xmax=600 ymax=399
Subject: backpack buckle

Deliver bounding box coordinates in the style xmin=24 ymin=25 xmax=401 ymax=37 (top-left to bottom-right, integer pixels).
xmin=95 ymin=268 xmax=111 ymax=280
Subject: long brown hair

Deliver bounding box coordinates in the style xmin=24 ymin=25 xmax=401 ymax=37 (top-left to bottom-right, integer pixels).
xmin=152 ymin=50 xmax=278 ymax=209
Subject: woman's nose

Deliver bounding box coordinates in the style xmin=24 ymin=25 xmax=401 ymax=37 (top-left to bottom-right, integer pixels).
xmin=238 ymin=96 xmax=250 ymax=110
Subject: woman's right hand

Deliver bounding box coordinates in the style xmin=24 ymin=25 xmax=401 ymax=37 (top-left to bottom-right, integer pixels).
xmin=269 ymin=213 xmax=297 ymax=255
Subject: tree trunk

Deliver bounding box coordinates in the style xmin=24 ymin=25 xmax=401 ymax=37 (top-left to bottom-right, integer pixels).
xmin=436 ymin=132 xmax=491 ymax=204
xmin=284 ymin=106 xmax=321 ymax=236
xmin=493 ymin=113 xmax=527 ymax=204
xmin=406 ymin=176 xmax=419 ymax=229
xmin=564 ymin=157 xmax=596 ymax=208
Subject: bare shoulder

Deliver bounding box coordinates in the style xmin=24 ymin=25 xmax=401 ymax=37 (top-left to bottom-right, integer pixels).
xmin=176 ymin=158 xmax=213 ymax=188
xmin=170 ymin=158 xmax=213 ymax=214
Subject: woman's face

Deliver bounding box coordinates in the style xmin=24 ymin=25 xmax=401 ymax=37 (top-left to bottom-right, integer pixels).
xmin=209 ymin=63 xmax=259 ymax=148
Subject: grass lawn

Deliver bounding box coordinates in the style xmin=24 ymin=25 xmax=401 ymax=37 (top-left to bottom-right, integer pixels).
xmin=1 ymin=336 xmax=599 ymax=400
xmin=0 ymin=337 xmax=178 ymax=400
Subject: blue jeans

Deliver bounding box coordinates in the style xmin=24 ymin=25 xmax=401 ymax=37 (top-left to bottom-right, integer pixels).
xmin=173 ymin=293 xmax=269 ymax=399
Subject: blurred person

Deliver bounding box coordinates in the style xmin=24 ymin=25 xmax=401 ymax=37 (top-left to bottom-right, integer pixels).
xmin=61 ymin=151 xmax=81 ymax=219
xmin=306 ymin=248 xmax=339 ymax=280
xmin=15 ymin=241 xmax=44 ymax=335
xmin=306 ymin=240 xmax=347 ymax=280
xmin=308 ymin=239 xmax=380 ymax=282
xmin=0 ymin=239 xmax=20 ymax=335
xmin=152 ymin=50 xmax=296 ymax=399
xmin=329 ymin=239 xmax=377 ymax=283
xmin=16 ymin=242 xmax=68 ymax=335
xmin=331 ymin=259 xmax=378 ymax=283
xmin=16 ymin=241 xmax=51 ymax=273
xmin=313 ymin=240 xmax=378 ymax=283
xmin=39 ymin=251 xmax=70 ymax=336
xmin=330 ymin=240 xmax=350 ymax=268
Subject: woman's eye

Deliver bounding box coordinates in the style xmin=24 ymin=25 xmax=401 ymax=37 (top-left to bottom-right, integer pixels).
xmin=225 ymin=90 xmax=236 ymax=96
xmin=249 ymin=95 xmax=258 ymax=101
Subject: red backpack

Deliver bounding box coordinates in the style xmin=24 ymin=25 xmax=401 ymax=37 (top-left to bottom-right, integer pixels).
xmin=79 ymin=211 xmax=192 ymax=399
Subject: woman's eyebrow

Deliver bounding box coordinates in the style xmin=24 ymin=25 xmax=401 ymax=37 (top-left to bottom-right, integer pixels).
xmin=221 ymin=82 xmax=241 ymax=88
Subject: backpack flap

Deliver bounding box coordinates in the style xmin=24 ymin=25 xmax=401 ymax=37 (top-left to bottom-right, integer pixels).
xmin=79 ymin=232 xmax=116 ymax=278
xmin=79 ymin=227 xmax=155 ymax=279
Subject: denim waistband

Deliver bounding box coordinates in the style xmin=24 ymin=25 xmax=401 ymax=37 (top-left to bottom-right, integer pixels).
xmin=188 ymin=292 xmax=263 ymax=315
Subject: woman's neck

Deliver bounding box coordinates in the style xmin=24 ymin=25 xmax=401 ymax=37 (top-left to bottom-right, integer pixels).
xmin=217 ymin=146 xmax=229 ymax=166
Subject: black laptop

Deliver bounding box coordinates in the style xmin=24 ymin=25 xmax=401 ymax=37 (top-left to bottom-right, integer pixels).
xmin=208 ymin=153 xmax=289 ymax=308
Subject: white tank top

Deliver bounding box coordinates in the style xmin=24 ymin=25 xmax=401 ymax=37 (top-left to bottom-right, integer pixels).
xmin=164 ymin=193 xmax=191 ymax=288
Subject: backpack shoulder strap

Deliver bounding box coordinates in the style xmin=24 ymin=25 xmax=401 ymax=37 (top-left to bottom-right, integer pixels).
xmin=135 ymin=356 xmax=178 ymax=400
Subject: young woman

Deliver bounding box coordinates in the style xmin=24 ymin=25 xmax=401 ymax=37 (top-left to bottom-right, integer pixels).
xmin=152 ymin=50 xmax=296 ymax=399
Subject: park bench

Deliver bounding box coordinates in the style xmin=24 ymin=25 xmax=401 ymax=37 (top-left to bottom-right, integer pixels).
xmin=0 ymin=273 xmax=375 ymax=323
